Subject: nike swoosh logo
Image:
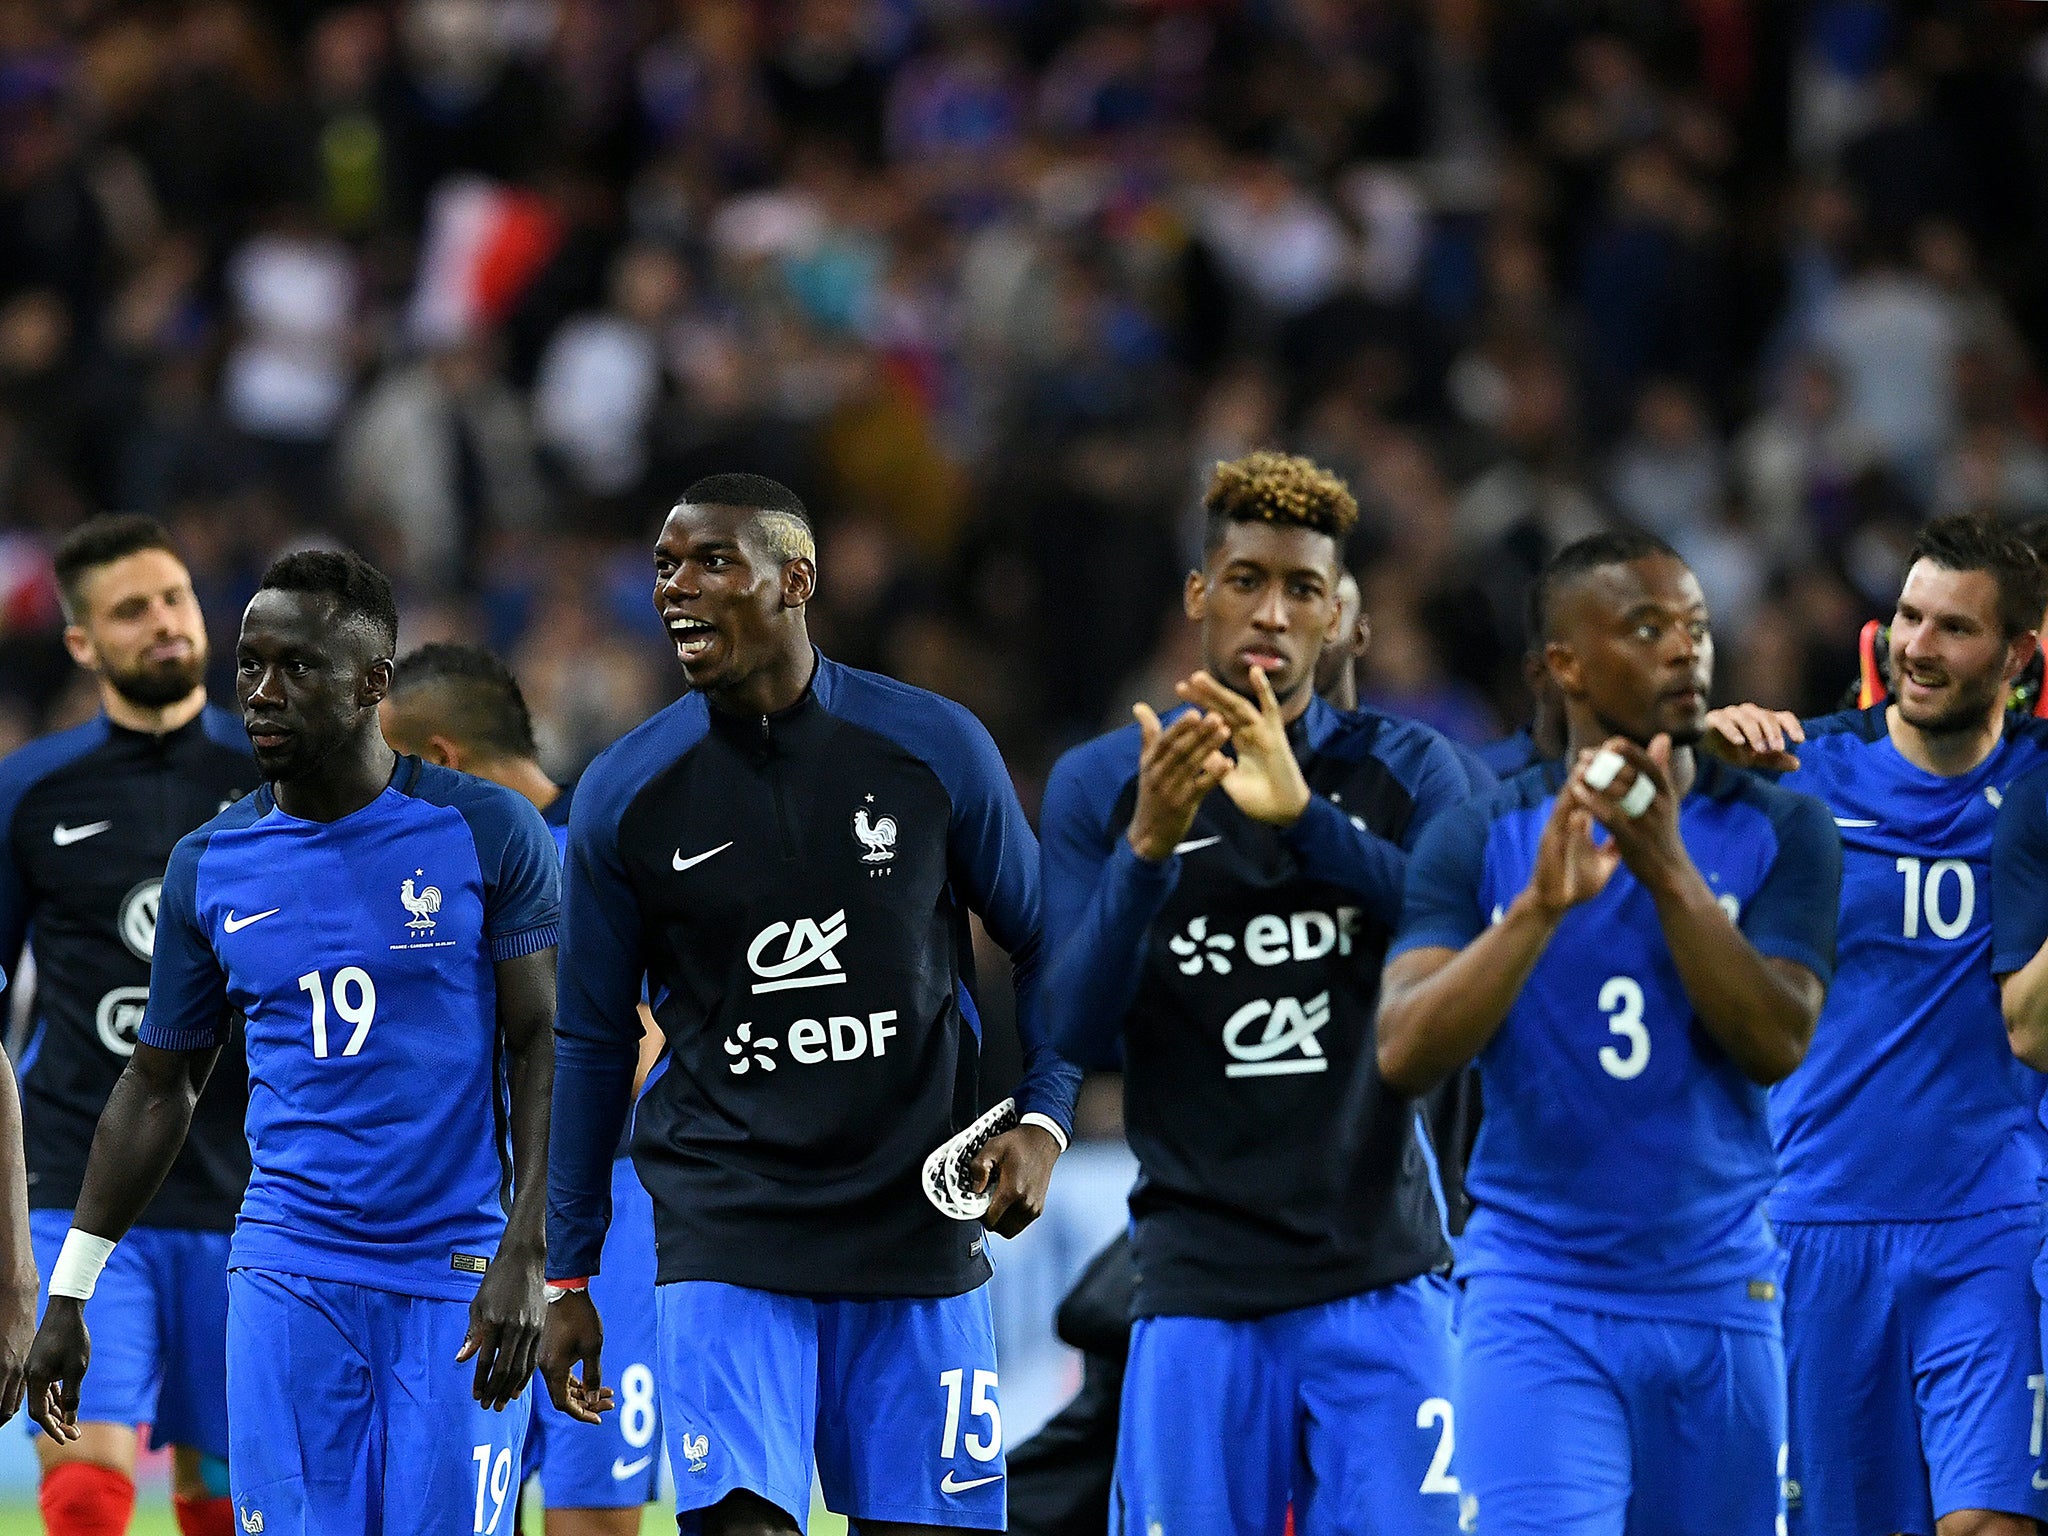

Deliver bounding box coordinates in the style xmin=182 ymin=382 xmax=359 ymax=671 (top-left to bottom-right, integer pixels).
xmin=223 ymin=908 xmax=280 ymax=933
xmin=672 ymin=841 xmax=733 ymax=872
xmin=1832 ymin=818 xmax=1878 ymax=828
xmin=611 ymin=1455 xmax=653 ymax=1480
xmin=940 ymin=1471 xmax=1003 ymax=1494
xmin=52 ymin=821 xmax=111 ymax=846
xmin=1173 ymin=836 xmax=1220 ymax=854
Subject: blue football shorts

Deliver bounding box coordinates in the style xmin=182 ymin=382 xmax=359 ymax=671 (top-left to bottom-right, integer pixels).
xmin=523 ymin=1157 xmax=662 ymax=1509
xmin=225 ymin=1268 xmax=528 ymax=1536
xmin=29 ymin=1208 xmax=229 ymax=1458
xmin=1113 ymin=1275 xmax=1463 ymax=1536
xmin=1782 ymin=1208 xmax=2047 ymax=1535
xmin=1455 ymin=1275 xmax=1786 ymax=1536
xmin=656 ymin=1279 xmax=1004 ymax=1532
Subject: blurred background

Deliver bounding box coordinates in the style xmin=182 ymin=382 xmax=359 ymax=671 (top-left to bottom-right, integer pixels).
xmin=0 ymin=0 xmax=2046 ymax=1520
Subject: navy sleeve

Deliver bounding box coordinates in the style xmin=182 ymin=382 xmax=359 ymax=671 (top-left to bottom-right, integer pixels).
xmin=1388 ymin=803 xmax=1494 ymax=961
xmin=1284 ymin=723 xmax=1470 ymax=924
xmin=1038 ymin=736 xmax=1178 ymax=1071
xmin=935 ymin=704 xmax=1083 ymax=1134
xmin=137 ymin=834 xmax=232 ymax=1052
xmin=1994 ymin=764 xmax=2048 ymax=976
xmin=1740 ymin=788 xmax=1842 ymax=984
xmin=546 ymin=760 xmax=646 ymax=1280
xmin=463 ymin=786 xmax=562 ymax=960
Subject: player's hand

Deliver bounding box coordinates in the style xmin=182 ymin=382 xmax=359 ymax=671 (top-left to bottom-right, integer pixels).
xmin=1569 ymin=736 xmax=1692 ymax=897
xmin=1126 ymin=702 xmax=1232 ymax=862
xmin=1526 ymin=755 xmax=1624 ymax=918
xmin=1702 ymin=703 xmax=1803 ymax=772
xmin=0 ymin=1262 xmax=36 ymax=1423
xmin=459 ymin=1245 xmax=544 ymax=1412
xmin=24 ymin=1297 xmax=89 ymax=1441
xmin=971 ymin=1123 xmax=1062 ymax=1239
xmin=539 ymin=1291 xmax=615 ymax=1426
xmin=1179 ymin=667 xmax=1311 ymax=828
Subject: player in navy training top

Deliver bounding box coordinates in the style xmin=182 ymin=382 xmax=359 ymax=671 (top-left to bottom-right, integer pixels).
xmin=0 ymin=515 xmax=254 ymax=1535
xmin=1707 ymin=516 xmax=2048 ymax=1536
xmin=384 ymin=643 xmax=665 ymax=1536
xmin=1041 ymin=451 xmax=1475 ymax=1535
xmin=541 ymin=474 xmax=1080 ymax=1536
xmin=24 ymin=552 xmax=562 ymax=1536
xmin=1380 ymin=532 xmax=1840 ymax=1536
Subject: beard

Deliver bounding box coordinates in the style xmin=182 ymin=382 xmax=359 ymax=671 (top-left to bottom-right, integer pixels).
xmin=105 ymin=651 xmax=206 ymax=710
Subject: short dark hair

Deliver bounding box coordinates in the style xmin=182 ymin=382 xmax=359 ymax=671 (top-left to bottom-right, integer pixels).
xmin=1534 ymin=529 xmax=1683 ymax=641
xmin=1202 ymin=450 xmax=1359 ymax=556
xmin=257 ymin=549 xmax=399 ymax=654
xmin=52 ymin=514 xmax=180 ymax=620
xmin=388 ymin=643 xmax=538 ymax=761
xmin=677 ymin=473 xmax=815 ymax=562
xmin=1909 ymin=514 xmax=2048 ymax=638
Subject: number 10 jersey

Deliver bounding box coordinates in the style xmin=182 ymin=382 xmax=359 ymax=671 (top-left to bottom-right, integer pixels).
xmin=1391 ymin=758 xmax=1840 ymax=1325
xmin=140 ymin=757 xmax=561 ymax=1300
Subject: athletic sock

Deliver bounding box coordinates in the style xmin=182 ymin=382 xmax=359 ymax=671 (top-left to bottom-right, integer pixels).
xmin=39 ymin=1461 xmax=136 ymax=1536
xmin=173 ymin=1492 xmax=236 ymax=1536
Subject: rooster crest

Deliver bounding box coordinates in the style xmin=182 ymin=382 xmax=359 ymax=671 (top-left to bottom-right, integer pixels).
xmin=400 ymin=873 xmax=443 ymax=932
xmin=852 ymin=807 xmax=897 ymax=864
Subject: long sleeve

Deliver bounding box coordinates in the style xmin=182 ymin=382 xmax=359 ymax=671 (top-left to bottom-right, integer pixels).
xmin=1038 ymin=739 xmax=1180 ymax=1071
xmin=545 ymin=775 xmax=644 ymax=1281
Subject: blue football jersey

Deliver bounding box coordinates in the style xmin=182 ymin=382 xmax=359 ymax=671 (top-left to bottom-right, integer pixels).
xmin=139 ymin=758 xmax=561 ymax=1300
xmin=1772 ymin=708 xmax=2048 ymax=1222
xmin=1393 ymin=758 xmax=1839 ymax=1322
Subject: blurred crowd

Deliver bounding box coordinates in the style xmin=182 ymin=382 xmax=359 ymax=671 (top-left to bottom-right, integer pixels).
xmin=0 ymin=0 xmax=2045 ymax=798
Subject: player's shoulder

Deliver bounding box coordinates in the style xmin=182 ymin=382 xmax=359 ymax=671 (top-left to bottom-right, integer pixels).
xmin=574 ymin=692 xmax=713 ymax=817
xmin=0 ymin=715 xmax=111 ymax=810
xmin=815 ymin=654 xmax=993 ymax=755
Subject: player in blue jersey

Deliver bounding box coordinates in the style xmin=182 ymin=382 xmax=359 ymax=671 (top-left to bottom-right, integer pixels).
xmin=384 ymin=643 xmax=665 ymax=1536
xmin=1706 ymin=515 xmax=2048 ymax=1536
xmin=1041 ymin=451 xmax=1474 ymax=1535
xmin=1378 ymin=530 xmax=1841 ymax=1536
xmin=542 ymin=473 xmax=1079 ymax=1536
xmin=23 ymin=551 xmax=563 ymax=1536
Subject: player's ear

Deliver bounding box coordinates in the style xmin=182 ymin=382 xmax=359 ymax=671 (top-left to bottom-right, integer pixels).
xmin=1184 ymin=569 xmax=1207 ymax=622
xmin=60 ymin=623 xmax=96 ymax=673
xmin=782 ymin=557 xmax=816 ymax=609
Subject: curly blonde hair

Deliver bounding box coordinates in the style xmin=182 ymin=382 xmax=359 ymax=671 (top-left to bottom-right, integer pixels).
xmin=1203 ymin=450 xmax=1359 ymax=543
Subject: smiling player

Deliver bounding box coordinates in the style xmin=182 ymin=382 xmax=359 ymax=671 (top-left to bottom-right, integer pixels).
xmin=1040 ymin=451 xmax=1473 ymax=1534
xmin=1379 ymin=531 xmax=1840 ymax=1535
xmin=542 ymin=473 xmax=1080 ymax=1536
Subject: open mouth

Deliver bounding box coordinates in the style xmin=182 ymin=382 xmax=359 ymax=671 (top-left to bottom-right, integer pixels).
xmin=668 ymin=616 xmax=717 ymax=663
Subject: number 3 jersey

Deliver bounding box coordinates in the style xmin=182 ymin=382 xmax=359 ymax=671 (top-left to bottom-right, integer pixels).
xmin=1772 ymin=706 xmax=2048 ymax=1223
xmin=138 ymin=757 xmax=562 ymax=1299
xmin=1038 ymin=697 xmax=1473 ymax=1320
xmin=0 ymin=708 xmax=254 ymax=1230
xmin=1392 ymin=759 xmax=1840 ymax=1321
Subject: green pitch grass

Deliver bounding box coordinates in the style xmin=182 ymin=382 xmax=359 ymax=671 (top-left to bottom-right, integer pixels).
xmin=0 ymin=1491 xmax=851 ymax=1533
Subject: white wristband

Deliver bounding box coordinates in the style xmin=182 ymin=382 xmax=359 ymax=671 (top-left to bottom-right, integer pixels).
xmin=1019 ymin=1112 xmax=1070 ymax=1153
xmin=48 ymin=1230 xmax=116 ymax=1301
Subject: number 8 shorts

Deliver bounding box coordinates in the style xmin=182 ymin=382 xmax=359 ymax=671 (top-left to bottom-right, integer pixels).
xmin=655 ymin=1279 xmax=1005 ymax=1532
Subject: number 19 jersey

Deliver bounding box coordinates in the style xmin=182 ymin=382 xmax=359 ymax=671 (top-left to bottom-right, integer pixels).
xmin=1392 ymin=758 xmax=1840 ymax=1323
xmin=140 ymin=757 xmax=561 ymax=1300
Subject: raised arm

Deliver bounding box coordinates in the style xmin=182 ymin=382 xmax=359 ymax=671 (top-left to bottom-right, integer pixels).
xmin=1572 ymin=738 xmax=1836 ymax=1086
xmin=1378 ymin=776 xmax=1619 ymax=1095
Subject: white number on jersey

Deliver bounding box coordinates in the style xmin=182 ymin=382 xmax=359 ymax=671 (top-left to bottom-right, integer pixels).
xmin=296 ymin=967 xmax=378 ymax=1059
xmin=619 ymin=1362 xmax=657 ymax=1451
xmin=471 ymin=1444 xmax=512 ymax=1534
xmin=1597 ymin=976 xmax=1650 ymax=1080
xmin=1417 ymin=1397 xmax=1460 ymax=1495
xmin=1896 ymin=856 xmax=1974 ymax=940
xmin=939 ymin=1367 xmax=1002 ymax=1462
